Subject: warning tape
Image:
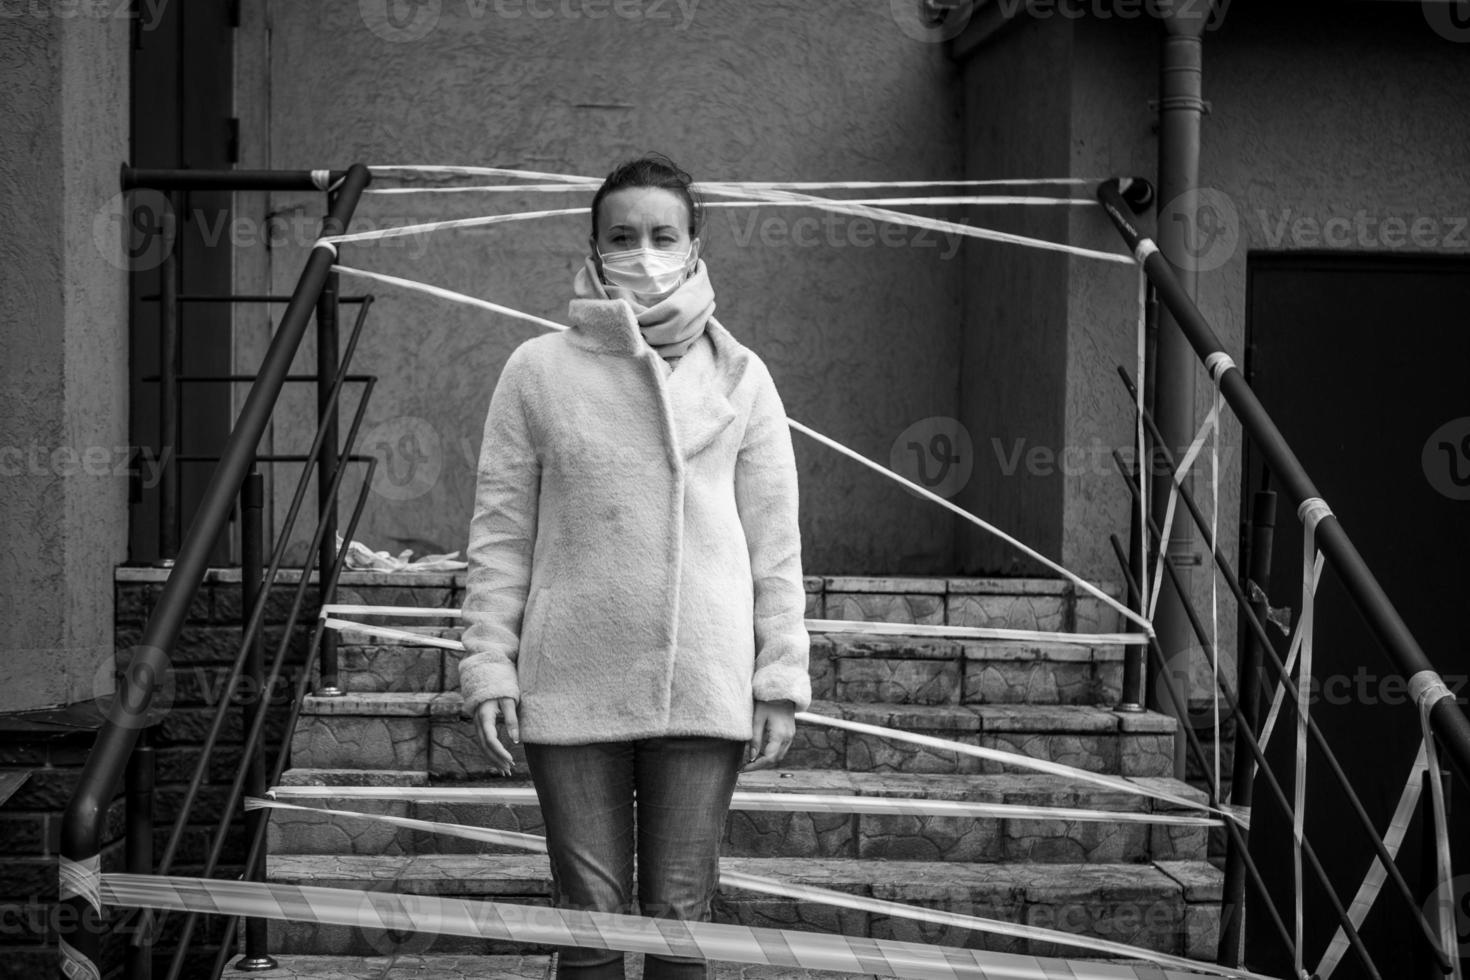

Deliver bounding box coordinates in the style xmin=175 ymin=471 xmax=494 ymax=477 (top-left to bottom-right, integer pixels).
xmin=307 ymin=613 xmax=1226 ymax=826
xmin=242 ymin=798 xmax=1267 ymax=980
xmin=263 ymin=784 xmax=1220 ymax=827
xmin=99 ymin=871 xmax=1261 ymax=980
xmin=319 ymin=605 xmax=1150 ymax=649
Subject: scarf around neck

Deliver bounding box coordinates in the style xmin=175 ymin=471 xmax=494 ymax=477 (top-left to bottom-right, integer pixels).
xmin=572 ymin=255 xmax=716 ymax=366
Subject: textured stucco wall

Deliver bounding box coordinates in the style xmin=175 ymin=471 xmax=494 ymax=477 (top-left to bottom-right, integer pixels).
xmin=240 ymin=1 xmax=966 ymax=575
xmin=1057 ymin=4 xmax=1470 ymax=691
xmin=955 ymin=17 xmax=1075 ymax=576
xmin=0 ymin=13 xmax=131 ymax=710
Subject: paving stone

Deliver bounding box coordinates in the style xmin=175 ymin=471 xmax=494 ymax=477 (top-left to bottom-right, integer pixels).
xmin=291 ymin=714 xmax=429 ymax=771
xmin=338 ymin=643 xmax=444 ymax=693
xmin=821 ymin=576 xmax=948 ymax=594
xmin=823 ymin=592 xmax=944 ymax=626
xmin=947 ymin=594 xmax=1067 ymax=632
xmin=946 ymin=578 xmax=1070 ymax=595
xmin=833 ymin=658 xmax=958 ymax=705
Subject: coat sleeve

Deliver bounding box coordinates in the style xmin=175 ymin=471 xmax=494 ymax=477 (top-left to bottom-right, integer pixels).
xmin=459 ymin=346 xmax=541 ymax=720
xmin=734 ymin=356 xmax=812 ymax=711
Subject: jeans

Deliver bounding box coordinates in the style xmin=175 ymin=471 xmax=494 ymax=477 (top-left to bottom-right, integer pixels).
xmin=523 ymin=736 xmax=746 ymax=980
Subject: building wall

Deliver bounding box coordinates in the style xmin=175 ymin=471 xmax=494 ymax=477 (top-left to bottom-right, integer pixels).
xmin=0 ymin=12 xmax=131 ymax=712
xmin=959 ymin=2 xmax=1470 ymax=694
xmin=237 ymin=0 xmax=968 ymax=576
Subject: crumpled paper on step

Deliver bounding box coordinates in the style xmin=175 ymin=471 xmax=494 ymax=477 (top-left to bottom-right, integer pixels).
xmin=335 ymin=532 xmax=468 ymax=573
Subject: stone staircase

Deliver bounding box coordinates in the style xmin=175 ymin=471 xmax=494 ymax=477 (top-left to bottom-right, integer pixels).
xmin=252 ymin=575 xmax=1222 ymax=978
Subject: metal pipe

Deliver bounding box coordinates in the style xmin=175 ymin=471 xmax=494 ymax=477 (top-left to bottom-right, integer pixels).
xmin=235 ymin=468 xmax=277 ymax=971
xmin=58 ymin=163 xmax=372 ymax=980
xmin=122 ymin=165 xmax=350 ymax=192
xmin=158 ymin=205 xmax=181 ymax=564
xmin=1218 ymin=489 xmax=1276 ymax=966
xmin=124 ymin=728 xmax=154 ymax=980
xmin=207 ymin=457 xmax=380 ymax=979
xmin=316 ymin=225 xmax=344 ymax=698
xmin=1097 ymin=176 xmax=1470 ymax=791
xmin=1150 ymin=8 xmax=1211 ymax=777
xmin=1120 ymin=280 xmax=1161 ymax=712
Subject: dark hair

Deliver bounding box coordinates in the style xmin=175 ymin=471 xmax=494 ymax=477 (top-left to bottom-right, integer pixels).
xmin=590 ymin=153 xmax=703 ymax=240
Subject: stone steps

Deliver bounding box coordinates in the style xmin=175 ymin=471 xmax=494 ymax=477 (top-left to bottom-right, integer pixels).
xmin=336 ymin=627 xmax=1126 ymax=707
xmin=266 ymin=768 xmax=1209 ymax=864
xmin=289 ymin=695 xmax=1176 ymax=779
xmin=264 ymin=853 xmax=1221 ymax=960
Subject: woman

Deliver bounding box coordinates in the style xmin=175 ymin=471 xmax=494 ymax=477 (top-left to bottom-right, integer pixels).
xmin=458 ymin=154 xmax=812 ymax=980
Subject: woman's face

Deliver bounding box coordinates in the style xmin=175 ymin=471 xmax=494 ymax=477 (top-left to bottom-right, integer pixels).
xmin=591 ymin=186 xmax=699 ymax=262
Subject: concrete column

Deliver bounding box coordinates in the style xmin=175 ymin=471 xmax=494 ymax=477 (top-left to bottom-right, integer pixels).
xmin=0 ymin=10 xmax=131 ymax=711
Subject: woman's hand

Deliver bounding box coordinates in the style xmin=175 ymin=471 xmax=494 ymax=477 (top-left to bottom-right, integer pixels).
xmin=743 ymin=698 xmax=796 ymax=772
xmin=474 ymin=697 xmax=521 ymax=778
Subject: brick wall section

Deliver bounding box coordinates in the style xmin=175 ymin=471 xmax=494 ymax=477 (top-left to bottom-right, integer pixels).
xmin=0 ymin=729 xmax=127 ymax=979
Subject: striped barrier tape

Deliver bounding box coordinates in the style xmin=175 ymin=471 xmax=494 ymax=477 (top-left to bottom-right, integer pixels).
xmin=263 ymin=784 xmax=1221 ymax=827
xmin=243 ymin=797 xmax=1270 ymax=980
xmin=318 ymin=605 xmax=1151 ymax=649
xmin=99 ymin=871 xmax=1261 ymax=980
xmin=308 ymin=613 xmax=1230 ymax=827
xmin=794 ymin=712 xmax=1246 ymax=830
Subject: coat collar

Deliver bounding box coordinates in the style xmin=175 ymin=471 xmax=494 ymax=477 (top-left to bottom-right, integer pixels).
xmin=564 ymin=298 xmax=740 ymax=462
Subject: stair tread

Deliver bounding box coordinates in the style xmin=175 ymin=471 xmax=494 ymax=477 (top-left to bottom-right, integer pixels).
xmin=267 ymin=853 xmax=1223 ymax=900
xmin=297 ymin=694 xmax=1176 ymax=733
xmin=274 ymin=767 xmax=1206 ymax=809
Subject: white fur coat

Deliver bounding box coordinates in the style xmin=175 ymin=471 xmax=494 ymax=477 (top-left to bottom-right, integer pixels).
xmin=458 ymin=296 xmax=811 ymax=744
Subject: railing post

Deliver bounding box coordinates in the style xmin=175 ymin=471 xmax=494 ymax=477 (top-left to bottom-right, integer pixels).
xmin=315 ymin=206 xmax=344 ymax=698
xmin=158 ymin=195 xmax=181 ymax=565
xmin=124 ymin=728 xmax=154 ymax=980
xmin=1218 ymin=489 xmax=1276 ymax=966
xmin=235 ymin=466 xmax=278 ymax=971
xmin=1120 ymin=282 xmax=1160 ymax=712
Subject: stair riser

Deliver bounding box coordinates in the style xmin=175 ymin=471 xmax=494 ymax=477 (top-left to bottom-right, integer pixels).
xmin=335 ymin=643 xmax=1123 ymax=707
xmin=266 ymin=892 xmax=1216 ymax=960
xmin=290 ymin=714 xmax=1174 ymax=779
xmin=266 ymin=803 xmax=1207 ymax=864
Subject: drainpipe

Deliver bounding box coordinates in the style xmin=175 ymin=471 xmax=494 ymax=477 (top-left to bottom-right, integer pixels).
xmin=1150 ymin=2 xmax=1211 ymax=778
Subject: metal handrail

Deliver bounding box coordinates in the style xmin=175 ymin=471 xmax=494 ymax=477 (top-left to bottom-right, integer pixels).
xmin=1096 ymin=177 xmax=1470 ymax=787
xmin=58 ymin=163 xmax=372 ymax=980
xmin=1113 ymin=367 xmax=1452 ymax=967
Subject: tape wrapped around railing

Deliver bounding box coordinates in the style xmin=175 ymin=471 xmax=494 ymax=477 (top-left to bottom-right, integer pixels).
xmin=99 ymin=871 xmax=1261 ymax=980
xmin=241 ymin=798 xmax=1266 ymax=980
xmin=263 ymin=784 xmax=1220 ymax=827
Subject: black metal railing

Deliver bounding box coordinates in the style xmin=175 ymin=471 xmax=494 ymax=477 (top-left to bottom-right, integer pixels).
xmin=1099 ymin=177 xmax=1468 ymax=978
xmin=60 ymin=164 xmax=375 ymax=980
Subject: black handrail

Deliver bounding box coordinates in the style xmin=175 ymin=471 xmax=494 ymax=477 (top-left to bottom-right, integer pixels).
xmin=1113 ymin=366 xmax=1451 ymax=966
xmin=58 ymin=163 xmax=371 ymax=980
xmin=1096 ymin=177 xmax=1470 ymax=788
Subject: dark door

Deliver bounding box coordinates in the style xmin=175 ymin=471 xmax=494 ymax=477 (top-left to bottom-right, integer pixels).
xmin=1242 ymin=254 xmax=1470 ymax=978
xmin=129 ymin=0 xmax=236 ymax=564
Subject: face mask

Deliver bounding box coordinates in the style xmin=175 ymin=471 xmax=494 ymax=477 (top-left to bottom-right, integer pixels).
xmin=597 ymin=244 xmax=695 ymax=302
